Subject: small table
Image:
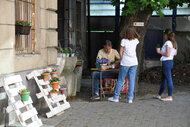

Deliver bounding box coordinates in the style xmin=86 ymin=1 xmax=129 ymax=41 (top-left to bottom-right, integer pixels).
xmin=91 ymin=68 xmax=119 ymax=100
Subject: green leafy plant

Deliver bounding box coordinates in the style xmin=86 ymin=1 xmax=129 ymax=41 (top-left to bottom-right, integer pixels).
xmin=57 ymin=47 xmax=62 ymax=53
xmin=51 ymin=68 xmax=57 ymax=72
xmin=60 ymin=85 xmax=67 ymax=88
xmin=43 ymin=70 xmax=50 ymax=73
xmin=19 ymin=89 xmax=29 ymax=95
xmin=16 ymin=19 xmax=30 ymax=26
xmin=111 ymin=61 xmax=116 ymax=65
xmin=62 ymin=49 xmax=68 ymax=54
xmin=50 ymin=89 xmax=58 ymax=92
xmin=156 ymin=44 xmax=161 ymax=48
xmin=49 ymin=77 xmax=60 ymax=83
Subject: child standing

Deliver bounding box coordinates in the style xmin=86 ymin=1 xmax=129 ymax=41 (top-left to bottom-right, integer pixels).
xmin=108 ymin=26 xmax=140 ymax=103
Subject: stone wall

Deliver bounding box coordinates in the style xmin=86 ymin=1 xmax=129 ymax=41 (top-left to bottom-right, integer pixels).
xmin=0 ymin=0 xmax=58 ymax=125
xmin=0 ymin=0 xmax=58 ymax=75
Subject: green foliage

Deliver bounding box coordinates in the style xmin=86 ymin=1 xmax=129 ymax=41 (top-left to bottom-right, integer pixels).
xmin=51 ymin=68 xmax=57 ymax=72
xmin=20 ymin=89 xmax=29 ymax=93
xmin=111 ymin=0 xmax=190 ymax=17
xmin=16 ymin=19 xmax=30 ymax=26
xmin=43 ymin=70 xmax=50 ymax=73
xmin=156 ymin=44 xmax=161 ymax=48
xmin=49 ymin=77 xmax=60 ymax=83
xmin=50 ymin=89 xmax=57 ymax=92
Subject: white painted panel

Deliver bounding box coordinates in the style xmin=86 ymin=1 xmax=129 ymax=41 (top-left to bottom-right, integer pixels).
xmin=20 ymin=108 xmax=38 ymax=122
xmin=4 ymin=75 xmax=22 ymax=85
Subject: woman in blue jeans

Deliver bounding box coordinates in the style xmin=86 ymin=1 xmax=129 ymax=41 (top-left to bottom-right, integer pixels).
xmin=156 ymin=30 xmax=177 ymax=101
xmin=108 ymin=26 xmax=140 ymax=103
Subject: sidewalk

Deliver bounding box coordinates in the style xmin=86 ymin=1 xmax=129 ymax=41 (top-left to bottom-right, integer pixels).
xmin=40 ymin=80 xmax=190 ymax=127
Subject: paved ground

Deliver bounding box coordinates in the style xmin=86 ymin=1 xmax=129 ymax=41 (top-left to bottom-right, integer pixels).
xmin=40 ymin=80 xmax=190 ymax=127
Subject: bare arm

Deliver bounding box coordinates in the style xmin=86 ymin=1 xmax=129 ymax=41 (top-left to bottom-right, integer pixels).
xmin=119 ymin=46 xmax=124 ymax=61
xmin=157 ymin=45 xmax=170 ymax=57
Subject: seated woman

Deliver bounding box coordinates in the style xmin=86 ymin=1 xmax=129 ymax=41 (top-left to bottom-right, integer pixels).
xmin=91 ymin=40 xmax=120 ymax=100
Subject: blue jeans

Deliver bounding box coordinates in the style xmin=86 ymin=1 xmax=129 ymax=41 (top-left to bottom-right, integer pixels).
xmin=158 ymin=60 xmax=174 ymax=96
xmin=113 ymin=65 xmax=138 ymax=100
xmin=92 ymin=71 xmax=119 ymax=94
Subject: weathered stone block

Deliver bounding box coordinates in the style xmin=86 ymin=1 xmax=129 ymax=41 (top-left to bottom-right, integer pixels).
xmin=0 ymin=1 xmax=15 ymax=24
xmin=0 ymin=25 xmax=15 ymax=49
xmin=40 ymin=9 xmax=48 ymax=29
xmin=47 ymin=48 xmax=57 ymax=65
xmin=48 ymin=11 xmax=57 ymax=29
xmin=40 ymin=0 xmax=47 ymax=9
xmin=47 ymin=0 xmax=57 ymax=11
xmin=40 ymin=29 xmax=47 ymax=49
xmin=47 ymin=30 xmax=58 ymax=47
xmin=0 ymin=49 xmax=15 ymax=74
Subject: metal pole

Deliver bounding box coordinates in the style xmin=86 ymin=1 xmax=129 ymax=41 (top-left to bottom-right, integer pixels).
xmin=115 ymin=0 xmax=120 ymax=32
xmin=172 ymin=6 xmax=177 ymax=32
xmin=87 ymin=0 xmax=91 ymax=68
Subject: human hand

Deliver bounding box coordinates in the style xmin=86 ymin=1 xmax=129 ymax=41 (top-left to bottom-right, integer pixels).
xmin=156 ymin=48 xmax=161 ymax=54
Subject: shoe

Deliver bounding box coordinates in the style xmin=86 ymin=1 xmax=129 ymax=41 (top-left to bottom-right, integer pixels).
xmin=90 ymin=94 xmax=100 ymax=100
xmin=108 ymin=97 xmax=119 ymax=102
xmin=161 ymin=97 xmax=173 ymax=102
xmin=153 ymin=95 xmax=161 ymax=100
xmin=128 ymin=100 xmax=133 ymax=104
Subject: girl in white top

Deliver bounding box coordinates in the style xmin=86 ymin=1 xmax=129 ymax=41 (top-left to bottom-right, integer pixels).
xmin=108 ymin=26 xmax=139 ymax=103
xmin=156 ymin=30 xmax=177 ymax=101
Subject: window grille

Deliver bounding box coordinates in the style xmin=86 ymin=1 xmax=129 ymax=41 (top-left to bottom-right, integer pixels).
xmin=15 ymin=0 xmax=35 ymax=54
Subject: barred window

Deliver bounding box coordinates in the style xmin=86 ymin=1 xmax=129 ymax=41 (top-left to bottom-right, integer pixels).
xmin=15 ymin=0 xmax=35 ymax=54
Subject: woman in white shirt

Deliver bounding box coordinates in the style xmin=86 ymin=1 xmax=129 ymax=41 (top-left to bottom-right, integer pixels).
xmin=156 ymin=30 xmax=177 ymax=101
xmin=108 ymin=26 xmax=139 ymax=103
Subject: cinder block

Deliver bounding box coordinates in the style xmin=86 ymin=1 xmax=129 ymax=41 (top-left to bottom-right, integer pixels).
xmin=0 ymin=25 xmax=15 ymax=49
xmin=47 ymin=0 xmax=57 ymax=11
xmin=47 ymin=30 xmax=58 ymax=47
xmin=0 ymin=0 xmax=15 ymax=24
xmin=47 ymin=48 xmax=57 ymax=65
xmin=48 ymin=11 xmax=57 ymax=29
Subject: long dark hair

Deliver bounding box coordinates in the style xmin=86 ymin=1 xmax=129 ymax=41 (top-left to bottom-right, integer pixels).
xmin=168 ymin=32 xmax=177 ymax=49
xmin=120 ymin=26 xmax=140 ymax=40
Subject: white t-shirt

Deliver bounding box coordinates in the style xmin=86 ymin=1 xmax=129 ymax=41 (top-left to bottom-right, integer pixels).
xmin=160 ymin=41 xmax=176 ymax=61
xmin=120 ymin=38 xmax=139 ymax=66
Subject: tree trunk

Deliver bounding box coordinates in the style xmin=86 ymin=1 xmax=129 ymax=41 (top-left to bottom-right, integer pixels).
xmin=118 ymin=10 xmax=152 ymax=92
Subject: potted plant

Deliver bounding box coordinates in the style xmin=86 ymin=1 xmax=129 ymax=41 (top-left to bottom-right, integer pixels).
xmin=60 ymin=85 xmax=67 ymax=95
xmin=57 ymin=48 xmax=62 ymax=57
xmin=42 ymin=70 xmax=50 ymax=81
xmin=156 ymin=44 xmax=161 ymax=51
xmin=19 ymin=89 xmax=30 ymax=102
xmin=71 ymin=50 xmax=75 ymax=57
xmin=49 ymin=77 xmax=60 ymax=89
xmin=110 ymin=61 xmax=116 ymax=69
xmin=62 ymin=49 xmax=68 ymax=57
xmin=49 ymin=89 xmax=58 ymax=98
xmin=96 ymin=58 xmax=109 ymax=70
xmin=51 ymin=68 xmax=58 ymax=78
xmin=15 ymin=19 xmax=31 ymax=35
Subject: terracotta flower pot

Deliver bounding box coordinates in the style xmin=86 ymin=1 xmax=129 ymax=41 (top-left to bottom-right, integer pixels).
xmin=42 ymin=73 xmax=50 ymax=81
xmin=51 ymin=72 xmax=58 ymax=78
xmin=51 ymin=81 xmax=59 ymax=89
